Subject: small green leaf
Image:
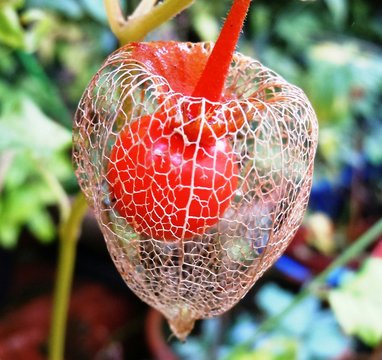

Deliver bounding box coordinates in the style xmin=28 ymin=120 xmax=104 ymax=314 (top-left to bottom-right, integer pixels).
xmin=0 ymin=220 xmax=19 ymax=248
xmin=0 ymin=4 xmax=25 ymax=48
xmin=0 ymin=148 xmax=71 ymax=247
xmin=329 ymin=258 xmax=382 ymax=346
xmin=0 ymin=45 xmax=16 ymax=73
xmin=27 ymin=209 xmax=55 ymax=242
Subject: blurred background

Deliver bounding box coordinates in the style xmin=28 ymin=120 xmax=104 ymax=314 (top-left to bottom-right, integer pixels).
xmin=0 ymin=0 xmax=382 ymax=359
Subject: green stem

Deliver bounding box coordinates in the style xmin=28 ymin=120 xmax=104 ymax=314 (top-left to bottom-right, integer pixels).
xmin=254 ymin=217 xmax=382 ymax=337
xmin=103 ymin=0 xmax=126 ymax=40
xmin=104 ymin=0 xmax=195 ymax=44
xmin=49 ymin=193 xmax=88 ymax=360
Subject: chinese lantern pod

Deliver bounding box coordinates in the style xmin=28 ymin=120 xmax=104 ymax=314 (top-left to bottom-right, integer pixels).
xmin=73 ymin=42 xmax=318 ymax=340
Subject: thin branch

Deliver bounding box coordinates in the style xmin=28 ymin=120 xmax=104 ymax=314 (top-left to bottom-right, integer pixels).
xmin=104 ymin=0 xmax=126 ymax=38
xmin=104 ymin=0 xmax=195 ymax=44
xmin=121 ymin=0 xmax=194 ymax=43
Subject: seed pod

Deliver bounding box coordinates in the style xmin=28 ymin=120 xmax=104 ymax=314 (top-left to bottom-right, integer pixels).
xmin=73 ymin=42 xmax=318 ymax=340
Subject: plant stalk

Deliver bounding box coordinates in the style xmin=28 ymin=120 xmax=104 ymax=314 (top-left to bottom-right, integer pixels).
xmin=48 ymin=193 xmax=88 ymax=360
xmin=104 ymin=0 xmax=194 ymax=44
xmin=192 ymin=0 xmax=252 ymax=101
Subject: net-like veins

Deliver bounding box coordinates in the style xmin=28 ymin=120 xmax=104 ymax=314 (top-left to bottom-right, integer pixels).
xmin=107 ymin=0 xmax=252 ymax=241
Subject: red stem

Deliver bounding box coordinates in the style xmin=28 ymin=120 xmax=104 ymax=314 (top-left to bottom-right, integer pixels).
xmin=192 ymin=0 xmax=252 ymax=101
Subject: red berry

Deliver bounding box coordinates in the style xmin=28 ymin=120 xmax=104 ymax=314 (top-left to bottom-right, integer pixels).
xmin=107 ymin=114 xmax=238 ymax=241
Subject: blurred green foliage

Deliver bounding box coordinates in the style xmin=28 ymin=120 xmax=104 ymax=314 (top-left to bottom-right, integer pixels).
xmin=259 ymin=2 xmax=382 ymax=173
xmin=1 ymin=0 xmax=381 ymax=245
xmin=329 ymin=258 xmax=382 ymax=347
xmin=0 ymin=92 xmax=71 ymax=246
xmin=0 ymin=0 xmax=112 ymax=247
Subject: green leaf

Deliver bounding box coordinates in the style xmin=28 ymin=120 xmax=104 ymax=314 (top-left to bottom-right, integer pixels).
xmin=275 ymin=11 xmax=320 ymax=51
xmin=0 ymin=45 xmax=16 ymax=73
xmin=27 ymin=209 xmax=55 ymax=243
xmin=0 ymin=4 xmax=25 ymax=48
xmin=0 ymin=162 xmax=57 ymax=247
xmin=225 ymin=337 xmax=298 ymax=360
xmin=79 ymin=0 xmax=107 ymax=23
xmin=324 ymin=0 xmax=347 ymax=28
xmin=0 ymin=0 xmax=24 ymax=8
xmin=4 ymin=181 xmax=55 ymax=222
xmin=0 ymin=95 xmax=71 ymax=154
xmin=21 ymin=8 xmax=56 ymax=52
xmin=0 ymin=220 xmax=19 ymax=248
xmin=329 ymin=258 xmax=382 ymax=346
xmin=0 ymin=150 xmax=71 ymax=247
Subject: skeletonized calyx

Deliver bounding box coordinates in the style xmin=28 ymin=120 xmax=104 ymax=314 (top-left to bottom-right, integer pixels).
xmin=73 ymin=40 xmax=318 ymax=340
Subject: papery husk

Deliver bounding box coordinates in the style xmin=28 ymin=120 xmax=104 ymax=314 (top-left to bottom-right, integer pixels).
xmin=73 ymin=42 xmax=318 ymax=340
